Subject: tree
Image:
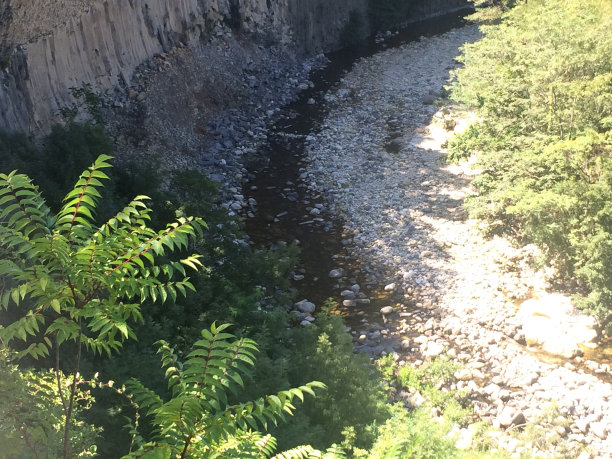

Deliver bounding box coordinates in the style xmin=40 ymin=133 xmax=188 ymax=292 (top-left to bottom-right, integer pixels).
xmin=121 ymin=323 xmax=335 ymax=459
xmin=447 ymin=0 xmax=612 ymax=324
xmin=0 ymin=154 xmax=206 ymax=458
xmin=0 ymin=346 xmax=99 ymax=458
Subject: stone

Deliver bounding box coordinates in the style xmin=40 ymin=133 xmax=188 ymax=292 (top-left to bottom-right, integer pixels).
xmin=589 ymin=422 xmax=607 ymax=439
xmin=498 ymin=406 xmax=526 ymax=428
xmin=455 ymin=426 xmax=475 ymax=450
xmin=380 ymin=306 xmax=394 ymax=315
xmin=454 ymin=369 xmax=472 ymax=381
xmin=384 ymin=282 xmax=396 ymax=291
xmin=422 ymin=94 xmax=436 ymax=104
xmin=515 ymin=294 xmax=598 ymax=358
xmin=483 ymin=383 xmax=501 ymax=397
xmin=329 ymin=268 xmax=343 ymax=278
xmin=407 ymin=391 xmax=426 ymax=408
xmin=422 ymin=341 xmax=444 ymax=358
xmin=294 ymin=299 xmax=315 ymax=314
xmin=575 ymin=418 xmax=590 ymax=433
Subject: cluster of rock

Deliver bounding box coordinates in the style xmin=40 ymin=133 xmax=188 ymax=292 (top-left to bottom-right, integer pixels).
xmin=1 ymin=0 xmax=374 ymax=132
xmin=302 ymin=25 xmax=612 ymax=457
xmin=106 ymin=31 xmax=328 ymax=207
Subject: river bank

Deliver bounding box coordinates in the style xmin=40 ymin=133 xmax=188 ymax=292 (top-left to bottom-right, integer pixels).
xmin=102 ymin=10 xmax=612 ymax=456
xmin=302 ymin=24 xmax=612 ymax=458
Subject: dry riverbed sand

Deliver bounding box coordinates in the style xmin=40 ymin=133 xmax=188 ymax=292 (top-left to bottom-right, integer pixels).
xmin=303 ymin=24 xmax=612 ymax=458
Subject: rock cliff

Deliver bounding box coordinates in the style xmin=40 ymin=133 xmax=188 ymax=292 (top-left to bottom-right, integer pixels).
xmin=0 ymin=0 xmax=468 ymax=133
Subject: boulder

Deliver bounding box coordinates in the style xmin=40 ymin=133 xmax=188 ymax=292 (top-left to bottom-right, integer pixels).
xmin=498 ymin=406 xmax=526 ymax=428
xmin=294 ymin=299 xmax=315 ymax=314
xmin=514 ymin=294 xmax=598 ymax=358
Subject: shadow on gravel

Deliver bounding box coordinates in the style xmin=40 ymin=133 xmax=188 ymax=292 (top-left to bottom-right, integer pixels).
xmin=244 ymin=10 xmax=480 ymax=357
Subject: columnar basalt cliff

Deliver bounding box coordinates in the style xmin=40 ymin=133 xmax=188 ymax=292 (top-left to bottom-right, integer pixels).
xmin=0 ymin=0 xmax=468 ymax=133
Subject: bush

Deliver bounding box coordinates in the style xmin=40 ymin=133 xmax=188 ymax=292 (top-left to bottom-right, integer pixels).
xmin=273 ymin=305 xmax=390 ymax=452
xmin=448 ymin=0 xmax=612 ymax=324
xmin=0 ymin=122 xmax=114 ymax=213
xmin=368 ymin=405 xmax=460 ymax=459
xmin=0 ymin=348 xmax=99 ymax=458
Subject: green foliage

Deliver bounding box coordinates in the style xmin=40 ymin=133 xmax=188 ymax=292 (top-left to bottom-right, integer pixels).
xmin=0 ymin=154 xmax=206 ymax=457
xmin=368 ymin=404 xmax=461 ymax=459
xmin=121 ymin=323 xmax=333 ymax=458
xmin=368 ymin=0 xmax=415 ymax=31
xmin=277 ymin=305 xmax=390 ymax=452
xmin=447 ymin=0 xmax=612 ymax=321
xmin=340 ymin=10 xmax=366 ymax=47
xmin=0 ymin=154 xmax=206 ymax=358
xmin=509 ymin=404 xmax=576 ymax=458
xmin=366 ymin=357 xmax=508 ymax=458
xmin=385 ymin=356 xmax=471 ymax=425
xmin=0 ymin=347 xmax=99 ymax=458
xmin=0 ymin=122 xmax=114 ymax=213
xmin=60 ymin=83 xmax=105 ymax=124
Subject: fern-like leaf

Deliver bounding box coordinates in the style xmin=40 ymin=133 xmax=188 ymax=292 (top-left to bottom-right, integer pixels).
xmin=55 ymin=154 xmax=112 ymax=235
xmin=124 ymin=379 xmax=163 ymax=417
xmin=272 ymin=445 xmax=319 ymax=459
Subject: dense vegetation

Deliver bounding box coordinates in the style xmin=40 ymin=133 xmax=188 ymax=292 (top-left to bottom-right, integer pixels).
xmin=0 ymin=123 xmax=511 ymax=457
xmin=0 ymin=125 xmax=393 ymax=457
xmin=448 ymin=0 xmax=612 ymax=328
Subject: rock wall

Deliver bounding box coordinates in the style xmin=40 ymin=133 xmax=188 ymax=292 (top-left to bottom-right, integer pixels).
xmin=0 ymin=0 xmax=469 ymax=133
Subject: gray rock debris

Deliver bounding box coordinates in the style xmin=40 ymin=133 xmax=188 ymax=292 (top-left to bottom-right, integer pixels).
xmin=305 ymin=24 xmax=612 ymax=457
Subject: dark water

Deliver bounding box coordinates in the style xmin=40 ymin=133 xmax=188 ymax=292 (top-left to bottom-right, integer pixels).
xmin=244 ymin=10 xmax=472 ymax=321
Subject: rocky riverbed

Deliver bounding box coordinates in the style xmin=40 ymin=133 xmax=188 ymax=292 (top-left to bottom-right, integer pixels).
xmin=302 ymin=24 xmax=612 ymax=458
xmin=100 ymin=14 xmax=612 ymax=457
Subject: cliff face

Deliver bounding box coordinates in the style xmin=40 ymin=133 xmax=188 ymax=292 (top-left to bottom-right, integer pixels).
xmin=0 ymin=0 xmax=468 ymax=133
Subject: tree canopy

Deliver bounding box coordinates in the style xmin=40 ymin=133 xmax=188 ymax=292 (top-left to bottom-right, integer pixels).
xmin=448 ymin=0 xmax=612 ymax=326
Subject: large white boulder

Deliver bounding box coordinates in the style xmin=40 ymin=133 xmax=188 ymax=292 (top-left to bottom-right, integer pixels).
xmin=514 ymin=294 xmax=598 ymax=358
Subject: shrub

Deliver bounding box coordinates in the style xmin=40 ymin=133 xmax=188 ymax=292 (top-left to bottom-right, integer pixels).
xmin=448 ymin=0 xmax=612 ymax=324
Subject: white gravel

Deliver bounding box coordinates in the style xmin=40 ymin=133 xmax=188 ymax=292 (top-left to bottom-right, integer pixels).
xmin=304 ymin=25 xmax=612 ymax=458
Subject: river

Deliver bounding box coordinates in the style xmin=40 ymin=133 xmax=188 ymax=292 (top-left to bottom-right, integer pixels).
xmin=244 ymin=10 xmax=471 ymax=326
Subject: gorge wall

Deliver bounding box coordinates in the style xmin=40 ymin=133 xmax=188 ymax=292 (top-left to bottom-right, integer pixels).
xmin=0 ymin=0 xmax=469 ymax=133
